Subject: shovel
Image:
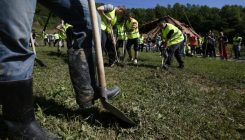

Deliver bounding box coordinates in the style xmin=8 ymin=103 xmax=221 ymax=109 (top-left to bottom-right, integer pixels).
xmin=88 ymin=0 xmax=135 ymax=126
xmin=109 ymin=24 xmax=120 ymax=63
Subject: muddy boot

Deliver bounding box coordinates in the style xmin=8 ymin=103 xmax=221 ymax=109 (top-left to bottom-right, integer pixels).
xmin=68 ymin=48 xmax=95 ymax=109
xmin=68 ymin=48 xmax=120 ymax=109
xmin=93 ymin=86 xmax=120 ymax=101
xmin=0 ymin=79 xmax=58 ymax=140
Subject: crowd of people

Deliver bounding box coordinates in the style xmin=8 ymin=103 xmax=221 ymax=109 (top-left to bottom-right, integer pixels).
xmin=139 ymin=30 xmax=243 ymax=61
xmin=34 ymin=4 xmax=243 ymax=66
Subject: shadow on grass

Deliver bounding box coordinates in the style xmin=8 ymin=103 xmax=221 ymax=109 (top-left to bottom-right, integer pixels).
xmin=126 ymin=63 xmax=159 ymax=69
xmin=47 ymin=51 xmax=68 ymax=64
xmin=35 ymin=96 xmax=135 ymax=128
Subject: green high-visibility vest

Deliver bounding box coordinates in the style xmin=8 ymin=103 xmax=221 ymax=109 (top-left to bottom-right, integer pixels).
xmin=161 ymin=23 xmax=184 ymax=47
xmin=117 ymin=24 xmax=127 ymax=40
xmin=233 ymin=36 xmax=242 ymax=46
xmin=126 ymin=18 xmax=140 ymax=39
xmin=101 ymin=9 xmax=117 ymax=33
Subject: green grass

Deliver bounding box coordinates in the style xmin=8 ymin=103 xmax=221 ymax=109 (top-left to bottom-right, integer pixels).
xmin=1 ymin=46 xmax=245 ymax=139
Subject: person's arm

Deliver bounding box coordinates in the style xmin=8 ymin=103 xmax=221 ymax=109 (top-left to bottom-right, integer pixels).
xmin=127 ymin=21 xmax=138 ymax=32
xmin=97 ymin=4 xmax=114 ymax=23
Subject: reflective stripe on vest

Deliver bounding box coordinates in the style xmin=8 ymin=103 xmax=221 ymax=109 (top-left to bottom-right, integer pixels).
xmin=161 ymin=23 xmax=184 ymax=47
xmin=117 ymin=24 xmax=127 ymax=40
xmin=101 ymin=9 xmax=117 ymax=33
xmin=126 ymin=18 xmax=140 ymax=39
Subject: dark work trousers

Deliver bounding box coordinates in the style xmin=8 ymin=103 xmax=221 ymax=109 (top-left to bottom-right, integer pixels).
xmin=233 ymin=45 xmax=240 ymax=59
xmin=210 ymin=44 xmax=216 ymax=57
xmin=101 ymin=31 xmax=116 ymax=65
xmin=116 ymin=40 xmax=126 ymax=60
xmin=126 ymin=38 xmax=139 ymax=59
xmin=165 ymin=41 xmax=184 ymax=66
xmin=140 ymin=44 xmax=144 ymax=52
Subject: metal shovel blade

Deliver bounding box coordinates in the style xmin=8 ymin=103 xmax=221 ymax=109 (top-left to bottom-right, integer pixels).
xmin=100 ymin=98 xmax=136 ymax=126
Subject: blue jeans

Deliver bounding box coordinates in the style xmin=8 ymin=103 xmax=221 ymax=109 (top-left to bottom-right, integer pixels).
xmin=0 ymin=0 xmax=96 ymax=81
xmin=233 ymin=45 xmax=241 ymax=59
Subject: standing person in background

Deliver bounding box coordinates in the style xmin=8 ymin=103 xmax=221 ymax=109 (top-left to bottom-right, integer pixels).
xmin=158 ymin=18 xmax=185 ymax=69
xmin=97 ymin=4 xmax=126 ymax=67
xmin=139 ymin=34 xmax=145 ymax=52
xmin=206 ymin=31 xmax=216 ymax=57
xmin=155 ymin=33 xmax=162 ymax=53
xmin=31 ymin=29 xmax=39 ymax=47
xmin=233 ymin=33 xmax=243 ymax=59
xmin=218 ymin=32 xmax=228 ymax=60
xmin=146 ymin=37 xmax=152 ymax=52
xmin=125 ymin=12 xmax=140 ymax=64
xmin=43 ymin=31 xmax=48 ymax=46
xmin=56 ymin=20 xmax=72 ymax=49
xmin=53 ymin=32 xmax=60 ymax=47
xmin=116 ymin=17 xmax=127 ymax=61
xmin=181 ymin=32 xmax=188 ymax=57
xmin=47 ymin=34 xmax=54 ymax=47
xmin=188 ymin=34 xmax=198 ymax=56
xmin=196 ymin=36 xmax=204 ymax=55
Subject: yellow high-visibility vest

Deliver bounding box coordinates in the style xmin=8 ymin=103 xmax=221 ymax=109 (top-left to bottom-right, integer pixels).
xmin=126 ymin=18 xmax=140 ymax=39
xmin=54 ymin=33 xmax=59 ymax=40
xmin=161 ymin=23 xmax=184 ymax=47
xmin=117 ymin=23 xmax=127 ymax=40
xmin=64 ymin=23 xmax=72 ymax=31
xmin=139 ymin=36 xmax=144 ymax=44
xmin=233 ymin=36 xmax=242 ymax=46
xmin=101 ymin=9 xmax=117 ymax=33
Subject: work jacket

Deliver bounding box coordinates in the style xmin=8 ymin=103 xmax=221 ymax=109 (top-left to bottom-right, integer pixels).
xmin=161 ymin=23 xmax=184 ymax=47
xmin=126 ymin=18 xmax=140 ymax=39
xmin=101 ymin=9 xmax=117 ymax=33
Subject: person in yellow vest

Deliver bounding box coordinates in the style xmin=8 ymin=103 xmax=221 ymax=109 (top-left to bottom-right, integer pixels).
xmin=97 ymin=4 xmax=125 ymax=67
xmin=42 ymin=31 xmax=48 ymax=46
xmin=139 ymin=34 xmax=145 ymax=52
xmin=56 ymin=20 xmax=72 ymax=53
xmin=116 ymin=19 xmax=127 ymax=61
xmin=233 ymin=33 xmax=243 ymax=59
xmin=53 ymin=32 xmax=60 ymax=47
xmin=158 ymin=18 xmax=185 ymax=69
xmin=125 ymin=12 xmax=140 ymax=64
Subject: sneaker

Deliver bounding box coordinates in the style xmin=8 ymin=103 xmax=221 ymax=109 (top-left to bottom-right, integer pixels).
xmin=162 ymin=64 xmax=169 ymax=70
xmin=133 ymin=59 xmax=138 ymax=64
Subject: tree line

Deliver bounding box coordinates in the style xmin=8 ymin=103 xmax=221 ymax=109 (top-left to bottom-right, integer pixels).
xmin=34 ymin=3 xmax=245 ymax=43
xmin=129 ymin=3 xmax=245 ymax=42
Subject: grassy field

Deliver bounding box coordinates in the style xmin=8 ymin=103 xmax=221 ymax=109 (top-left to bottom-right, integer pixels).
xmin=1 ymin=46 xmax=245 ymax=139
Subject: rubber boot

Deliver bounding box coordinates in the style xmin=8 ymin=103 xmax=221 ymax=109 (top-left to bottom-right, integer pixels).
xmin=68 ymin=48 xmax=120 ymax=109
xmin=0 ymin=79 xmax=58 ymax=140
